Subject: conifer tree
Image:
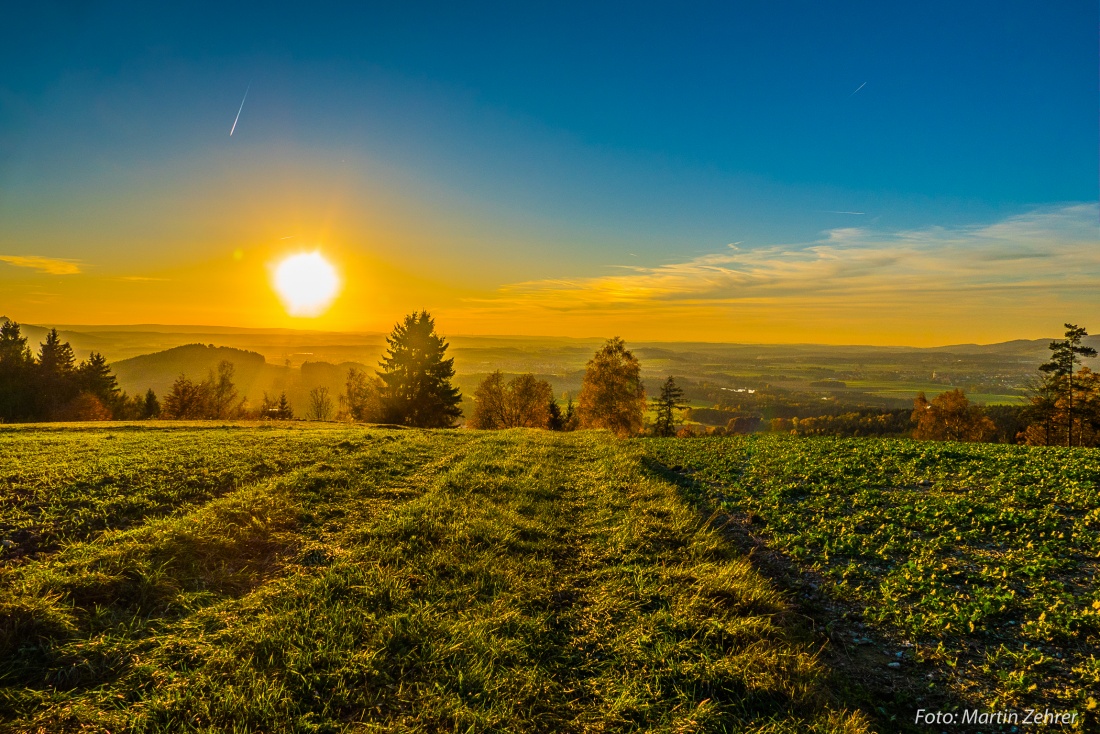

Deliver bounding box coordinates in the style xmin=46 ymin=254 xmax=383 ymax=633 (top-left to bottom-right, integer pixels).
xmin=275 ymin=392 xmax=293 ymax=419
xmin=652 ymin=376 xmax=686 ymax=437
xmin=143 ymin=389 xmax=161 ymax=419
xmin=563 ymin=395 xmax=578 ymax=431
xmin=377 ymin=311 xmax=462 ymax=428
xmin=37 ymin=329 xmax=79 ymax=418
xmin=547 ymin=399 xmax=564 ymax=431
xmin=77 ymin=352 xmax=120 ymax=408
xmin=0 ymin=321 xmax=34 ymax=422
xmin=1037 ymin=323 xmax=1097 ymax=447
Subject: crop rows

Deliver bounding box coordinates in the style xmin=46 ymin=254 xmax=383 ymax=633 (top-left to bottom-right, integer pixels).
xmin=641 ymin=435 xmax=1100 ymax=716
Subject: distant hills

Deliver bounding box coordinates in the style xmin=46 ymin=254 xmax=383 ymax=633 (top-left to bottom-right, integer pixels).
xmin=112 ymin=344 xmax=270 ymax=400
xmin=109 ymin=343 xmax=369 ymax=409
xmin=4 ymin=317 xmax=1100 ymax=408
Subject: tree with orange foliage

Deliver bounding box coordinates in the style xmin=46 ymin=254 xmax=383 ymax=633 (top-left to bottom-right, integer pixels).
xmin=469 ymin=371 xmax=554 ymax=429
xmin=911 ymin=389 xmax=994 ymax=442
xmin=578 ymin=337 xmax=646 ymax=437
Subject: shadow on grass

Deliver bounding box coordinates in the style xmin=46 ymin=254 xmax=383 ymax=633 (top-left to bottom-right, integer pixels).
xmin=639 ymin=453 xmax=969 ymax=734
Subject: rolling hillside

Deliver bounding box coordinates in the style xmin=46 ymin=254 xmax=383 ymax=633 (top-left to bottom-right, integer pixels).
xmin=110 ymin=344 xmax=370 ymax=409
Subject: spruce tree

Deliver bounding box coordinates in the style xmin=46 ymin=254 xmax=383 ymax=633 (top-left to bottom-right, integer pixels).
xmin=378 ymin=311 xmax=462 ymax=428
xmin=36 ymin=329 xmax=79 ymax=419
xmin=0 ymin=321 xmax=35 ymax=422
xmin=653 ymin=376 xmax=686 ymax=437
xmin=275 ymin=392 xmax=293 ymax=419
xmin=77 ymin=352 xmax=120 ymax=408
xmin=143 ymin=389 xmax=161 ymax=419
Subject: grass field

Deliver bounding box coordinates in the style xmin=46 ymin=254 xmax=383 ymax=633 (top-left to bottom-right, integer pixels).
xmin=643 ymin=436 xmax=1099 ymax=726
xmin=1 ymin=424 xmax=872 ymax=733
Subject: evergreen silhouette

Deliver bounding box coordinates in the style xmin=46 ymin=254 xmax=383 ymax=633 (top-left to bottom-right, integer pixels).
xmin=652 ymin=376 xmax=687 ymax=437
xmin=0 ymin=321 xmax=35 ymax=422
xmin=143 ymin=388 xmax=161 ymax=418
xmin=1034 ymin=323 xmax=1095 ymax=448
xmin=37 ymin=329 xmax=78 ymax=419
xmin=78 ymin=352 xmax=121 ymax=407
xmin=378 ymin=311 xmax=462 ymax=428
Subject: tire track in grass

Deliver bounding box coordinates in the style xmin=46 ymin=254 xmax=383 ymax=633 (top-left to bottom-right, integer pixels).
xmin=562 ymin=436 xmax=870 ymax=733
xmin=0 ymin=429 xmax=465 ymax=728
xmin=0 ymin=424 xmax=368 ymax=563
xmin=3 ymin=430 xmax=871 ymax=732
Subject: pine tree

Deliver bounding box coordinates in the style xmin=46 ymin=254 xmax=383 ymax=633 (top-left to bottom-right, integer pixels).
xmin=1036 ymin=323 xmax=1097 ymax=447
xmin=377 ymin=311 xmax=462 ymax=428
xmin=275 ymin=392 xmax=293 ymax=419
xmin=143 ymin=389 xmax=160 ymax=419
xmin=547 ymin=399 xmax=564 ymax=431
xmin=37 ymin=329 xmax=76 ymax=376
xmin=36 ymin=329 xmax=79 ymax=419
xmin=0 ymin=321 xmax=35 ymax=422
xmin=563 ymin=395 xmax=578 ymax=431
xmin=652 ymin=376 xmax=686 ymax=437
xmin=77 ymin=352 xmax=120 ymax=408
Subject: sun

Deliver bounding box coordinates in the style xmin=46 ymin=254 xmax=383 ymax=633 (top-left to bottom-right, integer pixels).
xmin=272 ymin=252 xmax=341 ymax=317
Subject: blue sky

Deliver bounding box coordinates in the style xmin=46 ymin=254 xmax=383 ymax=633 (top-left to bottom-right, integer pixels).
xmin=0 ymin=1 xmax=1097 ymax=342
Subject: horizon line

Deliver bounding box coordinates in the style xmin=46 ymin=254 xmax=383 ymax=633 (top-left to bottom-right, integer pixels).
xmin=0 ymin=317 xmax=1075 ymax=352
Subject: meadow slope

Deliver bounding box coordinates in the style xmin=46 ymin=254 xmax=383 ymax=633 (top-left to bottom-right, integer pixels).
xmin=0 ymin=425 xmax=870 ymax=733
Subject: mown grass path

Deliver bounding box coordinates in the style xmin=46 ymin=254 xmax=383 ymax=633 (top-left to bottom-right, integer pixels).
xmin=1 ymin=426 xmax=870 ymax=733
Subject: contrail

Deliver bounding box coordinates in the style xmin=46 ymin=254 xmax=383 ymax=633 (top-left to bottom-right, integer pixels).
xmin=819 ymin=210 xmax=866 ymax=215
xmin=848 ymin=81 xmax=867 ymax=98
xmin=230 ymin=83 xmax=250 ymax=136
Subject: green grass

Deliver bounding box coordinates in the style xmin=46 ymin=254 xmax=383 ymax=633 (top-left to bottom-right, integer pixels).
xmin=0 ymin=421 xmax=357 ymax=559
xmin=641 ymin=435 xmax=1100 ymax=720
xmin=0 ymin=425 xmax=869 ymax=733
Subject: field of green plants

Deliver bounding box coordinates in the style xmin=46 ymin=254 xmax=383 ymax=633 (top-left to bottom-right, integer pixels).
xmin=642 ymin=435 xmax=1100 ymax=721
xmin=0 ymin=424 xmax=871 ymax=733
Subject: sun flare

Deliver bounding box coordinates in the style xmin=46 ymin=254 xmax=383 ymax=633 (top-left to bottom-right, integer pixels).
xmin=272 ymin=252 xmax=340 ymax=317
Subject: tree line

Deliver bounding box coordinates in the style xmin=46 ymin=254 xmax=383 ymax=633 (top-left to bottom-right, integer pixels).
xmin=0 ymin=323 xmax=157 ymax=422
xmin=3 ymin=315 xmax=1096 ymax=446
xmin=686 ymin=323 xmax=1099 ymax=446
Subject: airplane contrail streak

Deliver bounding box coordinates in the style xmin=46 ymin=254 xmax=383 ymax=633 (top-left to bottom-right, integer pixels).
xmin=848 ymin=81 xmax=867 ymax=97
xmin=230 ymin=83 xmax=250 ymax=136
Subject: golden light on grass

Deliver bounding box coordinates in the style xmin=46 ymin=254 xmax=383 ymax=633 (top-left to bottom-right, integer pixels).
xmin=272 ymin=252 xmax=341 ymax=317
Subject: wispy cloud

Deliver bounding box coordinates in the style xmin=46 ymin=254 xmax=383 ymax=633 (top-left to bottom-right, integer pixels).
xmin=0 ymin=255 xmax=81 ymax=275
xmin=453 ymin=204 xmax=1100 ymax=342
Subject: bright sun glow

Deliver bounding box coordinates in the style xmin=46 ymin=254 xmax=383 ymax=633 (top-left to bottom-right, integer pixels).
xmin=273 ymin=252 xmax=341 ymax=317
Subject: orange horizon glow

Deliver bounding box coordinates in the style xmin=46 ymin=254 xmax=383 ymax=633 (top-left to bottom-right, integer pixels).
xmin=2 ymin=202 xmax=1097 ymax=348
